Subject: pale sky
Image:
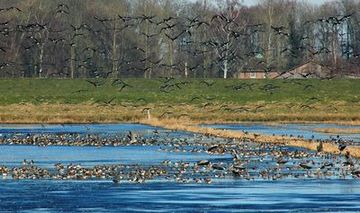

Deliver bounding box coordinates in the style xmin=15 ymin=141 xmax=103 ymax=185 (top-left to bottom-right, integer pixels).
xmin=189 ymin=0 xmax=331 ymax=7
xmin=242 ymin=0 xmax=329 ymax=6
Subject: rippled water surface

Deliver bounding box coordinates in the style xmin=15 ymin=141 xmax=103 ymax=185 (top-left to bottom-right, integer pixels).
xmin=1 ymin=123 xmax=360 ymax=212
xmin=1 ymin=180 xmax=360 ymax=212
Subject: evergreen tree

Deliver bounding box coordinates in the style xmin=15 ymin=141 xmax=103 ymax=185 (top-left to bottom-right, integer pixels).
xmin=287 ymin=13 xmax=304 ymax=69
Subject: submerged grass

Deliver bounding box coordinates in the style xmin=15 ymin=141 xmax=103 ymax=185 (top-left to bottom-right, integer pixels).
xmin=143 ymin=118 xmax=360 ymax=159
xmin=314 ymin=128 xmax=360 ymax=134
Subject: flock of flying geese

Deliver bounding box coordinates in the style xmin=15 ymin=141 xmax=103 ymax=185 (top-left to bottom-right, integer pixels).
xmin=0 ymin=3 xmax=358 ymax=78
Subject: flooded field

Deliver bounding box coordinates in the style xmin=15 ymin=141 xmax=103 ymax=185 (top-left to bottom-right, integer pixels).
xmin=0 ymin=123 xmax=360 ymax=212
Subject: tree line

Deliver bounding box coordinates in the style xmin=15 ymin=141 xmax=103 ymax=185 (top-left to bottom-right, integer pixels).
xmin=0 ymin=0 xmax=359 ymax=79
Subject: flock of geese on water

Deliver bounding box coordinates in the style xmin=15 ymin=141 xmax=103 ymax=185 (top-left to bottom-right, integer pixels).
xmin=0 ymin=129 xmax=359 ymax=184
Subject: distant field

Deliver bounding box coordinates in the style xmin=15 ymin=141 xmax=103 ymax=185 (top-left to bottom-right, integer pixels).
xmin=0 ymin=78 xmax=359 ymax=123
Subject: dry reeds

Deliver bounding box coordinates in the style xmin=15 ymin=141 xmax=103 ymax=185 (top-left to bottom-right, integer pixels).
xmin=1 ymin=103 xmax=360 ymax=124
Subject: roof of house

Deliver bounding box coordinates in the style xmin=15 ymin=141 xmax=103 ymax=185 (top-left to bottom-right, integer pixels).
xmin=239 ymin=70 xmax=278 ymax=73
xmin=288 ymin=61 xmax=326 ymax=72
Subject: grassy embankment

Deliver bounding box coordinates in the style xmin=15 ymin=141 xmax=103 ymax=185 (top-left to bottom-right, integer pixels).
xmin=0 ymin=78 xmax=359 ymax=124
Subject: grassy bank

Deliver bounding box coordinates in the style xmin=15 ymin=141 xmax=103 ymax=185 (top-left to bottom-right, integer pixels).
xmin=0 ymin=78 xmax=360 ymax=123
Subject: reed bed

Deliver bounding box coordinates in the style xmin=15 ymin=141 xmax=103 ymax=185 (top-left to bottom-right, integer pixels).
xmin=1 ymin=103 xmax=360 ymax=124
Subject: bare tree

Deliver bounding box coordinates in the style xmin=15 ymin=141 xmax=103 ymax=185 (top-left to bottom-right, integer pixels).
xmin=210 ymin=0 xmax=242 ymax=79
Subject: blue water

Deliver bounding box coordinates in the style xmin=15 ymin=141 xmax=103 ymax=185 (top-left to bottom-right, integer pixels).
xmin=0 ymin=123 xmax=158 ymax=135
xmin=0 ymin=145 xmax=230 ymax=168
xmin=205 ymin=123 xmax=360 ymax=142
xmin=0 ymin=123 xmax=192 ymax=141
xmin=1 ymin=123 xmax=360 ymax=212
xmin=1 ymin=180 xmax=360 ymax=212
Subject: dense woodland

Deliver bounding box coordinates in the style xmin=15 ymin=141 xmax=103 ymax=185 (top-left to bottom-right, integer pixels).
xmin=0 ymin=0 xmax=359 ymax=79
